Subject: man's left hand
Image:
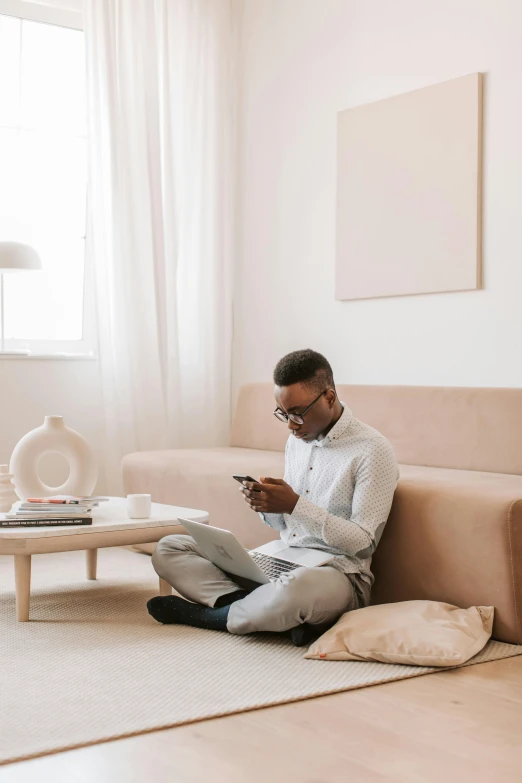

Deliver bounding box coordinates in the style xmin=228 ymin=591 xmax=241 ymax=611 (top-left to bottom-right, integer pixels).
xmin=241 ymin=477 xmax=299 ymax=515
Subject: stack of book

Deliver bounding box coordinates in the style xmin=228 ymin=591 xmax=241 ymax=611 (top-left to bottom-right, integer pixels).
xmin=0 ymin=496 xmax=109 ymax=527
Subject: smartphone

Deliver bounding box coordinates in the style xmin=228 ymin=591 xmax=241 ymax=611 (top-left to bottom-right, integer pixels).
xmin=232 ymin=474 xmax=257 ymax=484
xmin=232 ymin=474 xmax=260 ymax=490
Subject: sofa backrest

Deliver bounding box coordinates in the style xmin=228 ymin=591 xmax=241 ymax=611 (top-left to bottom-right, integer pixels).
xmin=230 ymin=383 xmax=522 ymax=475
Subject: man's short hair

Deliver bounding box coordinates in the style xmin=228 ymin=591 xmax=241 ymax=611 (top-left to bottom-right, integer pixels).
xmin=273 ymin=349 xmax=335 ymax=393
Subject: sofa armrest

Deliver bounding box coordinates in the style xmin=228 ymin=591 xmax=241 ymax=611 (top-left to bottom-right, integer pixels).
xmin=371 ymin=469 xmax=522 ymax=644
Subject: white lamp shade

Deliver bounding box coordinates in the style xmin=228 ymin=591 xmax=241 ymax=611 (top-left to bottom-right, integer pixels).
xmin=0 ymin=242 xmax=42 ymax=273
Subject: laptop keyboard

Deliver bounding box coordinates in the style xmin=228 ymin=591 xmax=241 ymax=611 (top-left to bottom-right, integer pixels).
xmin=250 ymin=551 xmax=300 ymax=580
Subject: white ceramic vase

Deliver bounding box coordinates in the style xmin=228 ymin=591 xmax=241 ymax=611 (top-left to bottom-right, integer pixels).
xmin=0 ymin=465 xmax=18 ymax=512
xmin=9 ymin=416 xmax=98 ymax=501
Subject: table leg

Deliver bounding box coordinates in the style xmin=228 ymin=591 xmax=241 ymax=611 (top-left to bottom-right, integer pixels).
xmin=86 ymin=548 xmax=98 ymax=580
xmin=14 ymin=554 xmax=31 ymax=622
xmin=159 ymin=578 xmax=172 ymax=596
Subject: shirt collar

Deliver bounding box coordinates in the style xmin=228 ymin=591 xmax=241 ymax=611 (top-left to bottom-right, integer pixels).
xmin=312 ymin=403 xmax=352 ymax=447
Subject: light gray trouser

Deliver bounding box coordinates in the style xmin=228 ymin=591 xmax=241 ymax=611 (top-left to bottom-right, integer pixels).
xmin=151 ymin=534 xmax=360 ymax=635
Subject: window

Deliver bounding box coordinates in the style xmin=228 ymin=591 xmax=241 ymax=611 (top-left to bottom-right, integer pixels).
xmin=0 ymin=1 xmax=93 ymax=355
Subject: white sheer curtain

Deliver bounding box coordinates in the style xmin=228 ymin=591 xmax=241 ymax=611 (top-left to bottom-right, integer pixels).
xmin=84 ymin=0 xmax=237 ymax=493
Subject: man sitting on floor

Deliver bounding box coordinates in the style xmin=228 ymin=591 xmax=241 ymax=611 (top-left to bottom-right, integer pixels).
xmin=147 ymin=349 xmax=399 ymax=645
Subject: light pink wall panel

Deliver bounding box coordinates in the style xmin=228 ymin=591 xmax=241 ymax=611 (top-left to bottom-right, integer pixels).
xmin=336 ymin=73 xmax=483 ymax=301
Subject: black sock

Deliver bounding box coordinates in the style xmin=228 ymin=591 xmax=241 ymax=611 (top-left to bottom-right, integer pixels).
xmin=290 ymin=622 xmax=331 ymax=648
xmin=147 ymin=596 xmax=231 ymax=631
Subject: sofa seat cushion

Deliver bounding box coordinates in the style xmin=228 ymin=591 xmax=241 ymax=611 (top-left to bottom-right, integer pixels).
xmin=122 ymin=447 xmax=286 ymax=550
xmin=372 ymin=464 xmax=522 ymax=644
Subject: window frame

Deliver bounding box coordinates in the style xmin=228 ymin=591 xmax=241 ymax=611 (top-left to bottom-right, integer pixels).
xmin=0 ymin=0 xmax=96 ymax=358
xmin=0 ymin=0 xmax=82 ymax=32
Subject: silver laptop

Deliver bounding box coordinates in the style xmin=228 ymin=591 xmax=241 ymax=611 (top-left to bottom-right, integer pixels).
xmin=179 ymin=518 xmax=334 ymax=584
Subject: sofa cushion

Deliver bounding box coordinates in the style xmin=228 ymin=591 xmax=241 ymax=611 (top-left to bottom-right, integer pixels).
xmin=122 ymin=447 xmax=285 ymax=550
xmin=371 ymin=464 xmax=522 ymax=644
xmin=231 ymin=383 xmax=522 ymax=474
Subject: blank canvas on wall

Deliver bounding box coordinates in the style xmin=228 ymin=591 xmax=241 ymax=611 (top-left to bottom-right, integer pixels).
xmin=336 ymin=73 xmax=483 ymax=301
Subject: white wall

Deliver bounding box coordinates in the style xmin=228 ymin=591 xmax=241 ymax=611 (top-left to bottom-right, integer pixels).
xmin=234 ymin=0 xmax=522 ymax=391
xmin=0 ymin=360 xmax=108 ymax=494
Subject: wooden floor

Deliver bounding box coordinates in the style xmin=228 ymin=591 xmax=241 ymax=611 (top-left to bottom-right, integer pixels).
xmin=1 ymin=654 xmax=522 ymax=783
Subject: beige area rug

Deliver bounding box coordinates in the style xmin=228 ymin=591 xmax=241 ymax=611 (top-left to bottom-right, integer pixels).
xmin=1 ymin=547 xmax=521 ymax=766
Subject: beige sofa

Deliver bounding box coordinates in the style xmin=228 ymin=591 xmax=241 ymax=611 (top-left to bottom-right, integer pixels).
xmin=122 ymin=383 xmax=522 ymax=645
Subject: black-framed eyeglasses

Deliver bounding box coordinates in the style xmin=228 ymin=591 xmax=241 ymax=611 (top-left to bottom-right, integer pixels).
xmin=273 ymin=390 xmax=327 ymax=425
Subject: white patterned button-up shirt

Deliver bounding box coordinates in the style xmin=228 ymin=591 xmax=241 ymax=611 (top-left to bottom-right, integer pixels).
xmin=262 ymin=405 xmax=399 ymax=586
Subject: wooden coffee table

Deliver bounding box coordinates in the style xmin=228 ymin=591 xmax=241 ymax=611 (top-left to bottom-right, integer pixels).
xmin=0 ymin=497 xmax=208 ymax=621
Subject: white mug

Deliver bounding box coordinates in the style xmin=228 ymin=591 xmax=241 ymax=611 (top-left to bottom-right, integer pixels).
xmin=127 ymin=493 xmax=152 ymax=519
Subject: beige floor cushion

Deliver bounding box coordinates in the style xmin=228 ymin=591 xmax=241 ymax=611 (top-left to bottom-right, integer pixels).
xmin=305 ymin=600 xmax=494 ymax=666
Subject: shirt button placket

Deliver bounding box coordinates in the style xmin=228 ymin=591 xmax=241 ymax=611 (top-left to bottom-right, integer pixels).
xmin=306 ymin=451 xmax=315 ymax=495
